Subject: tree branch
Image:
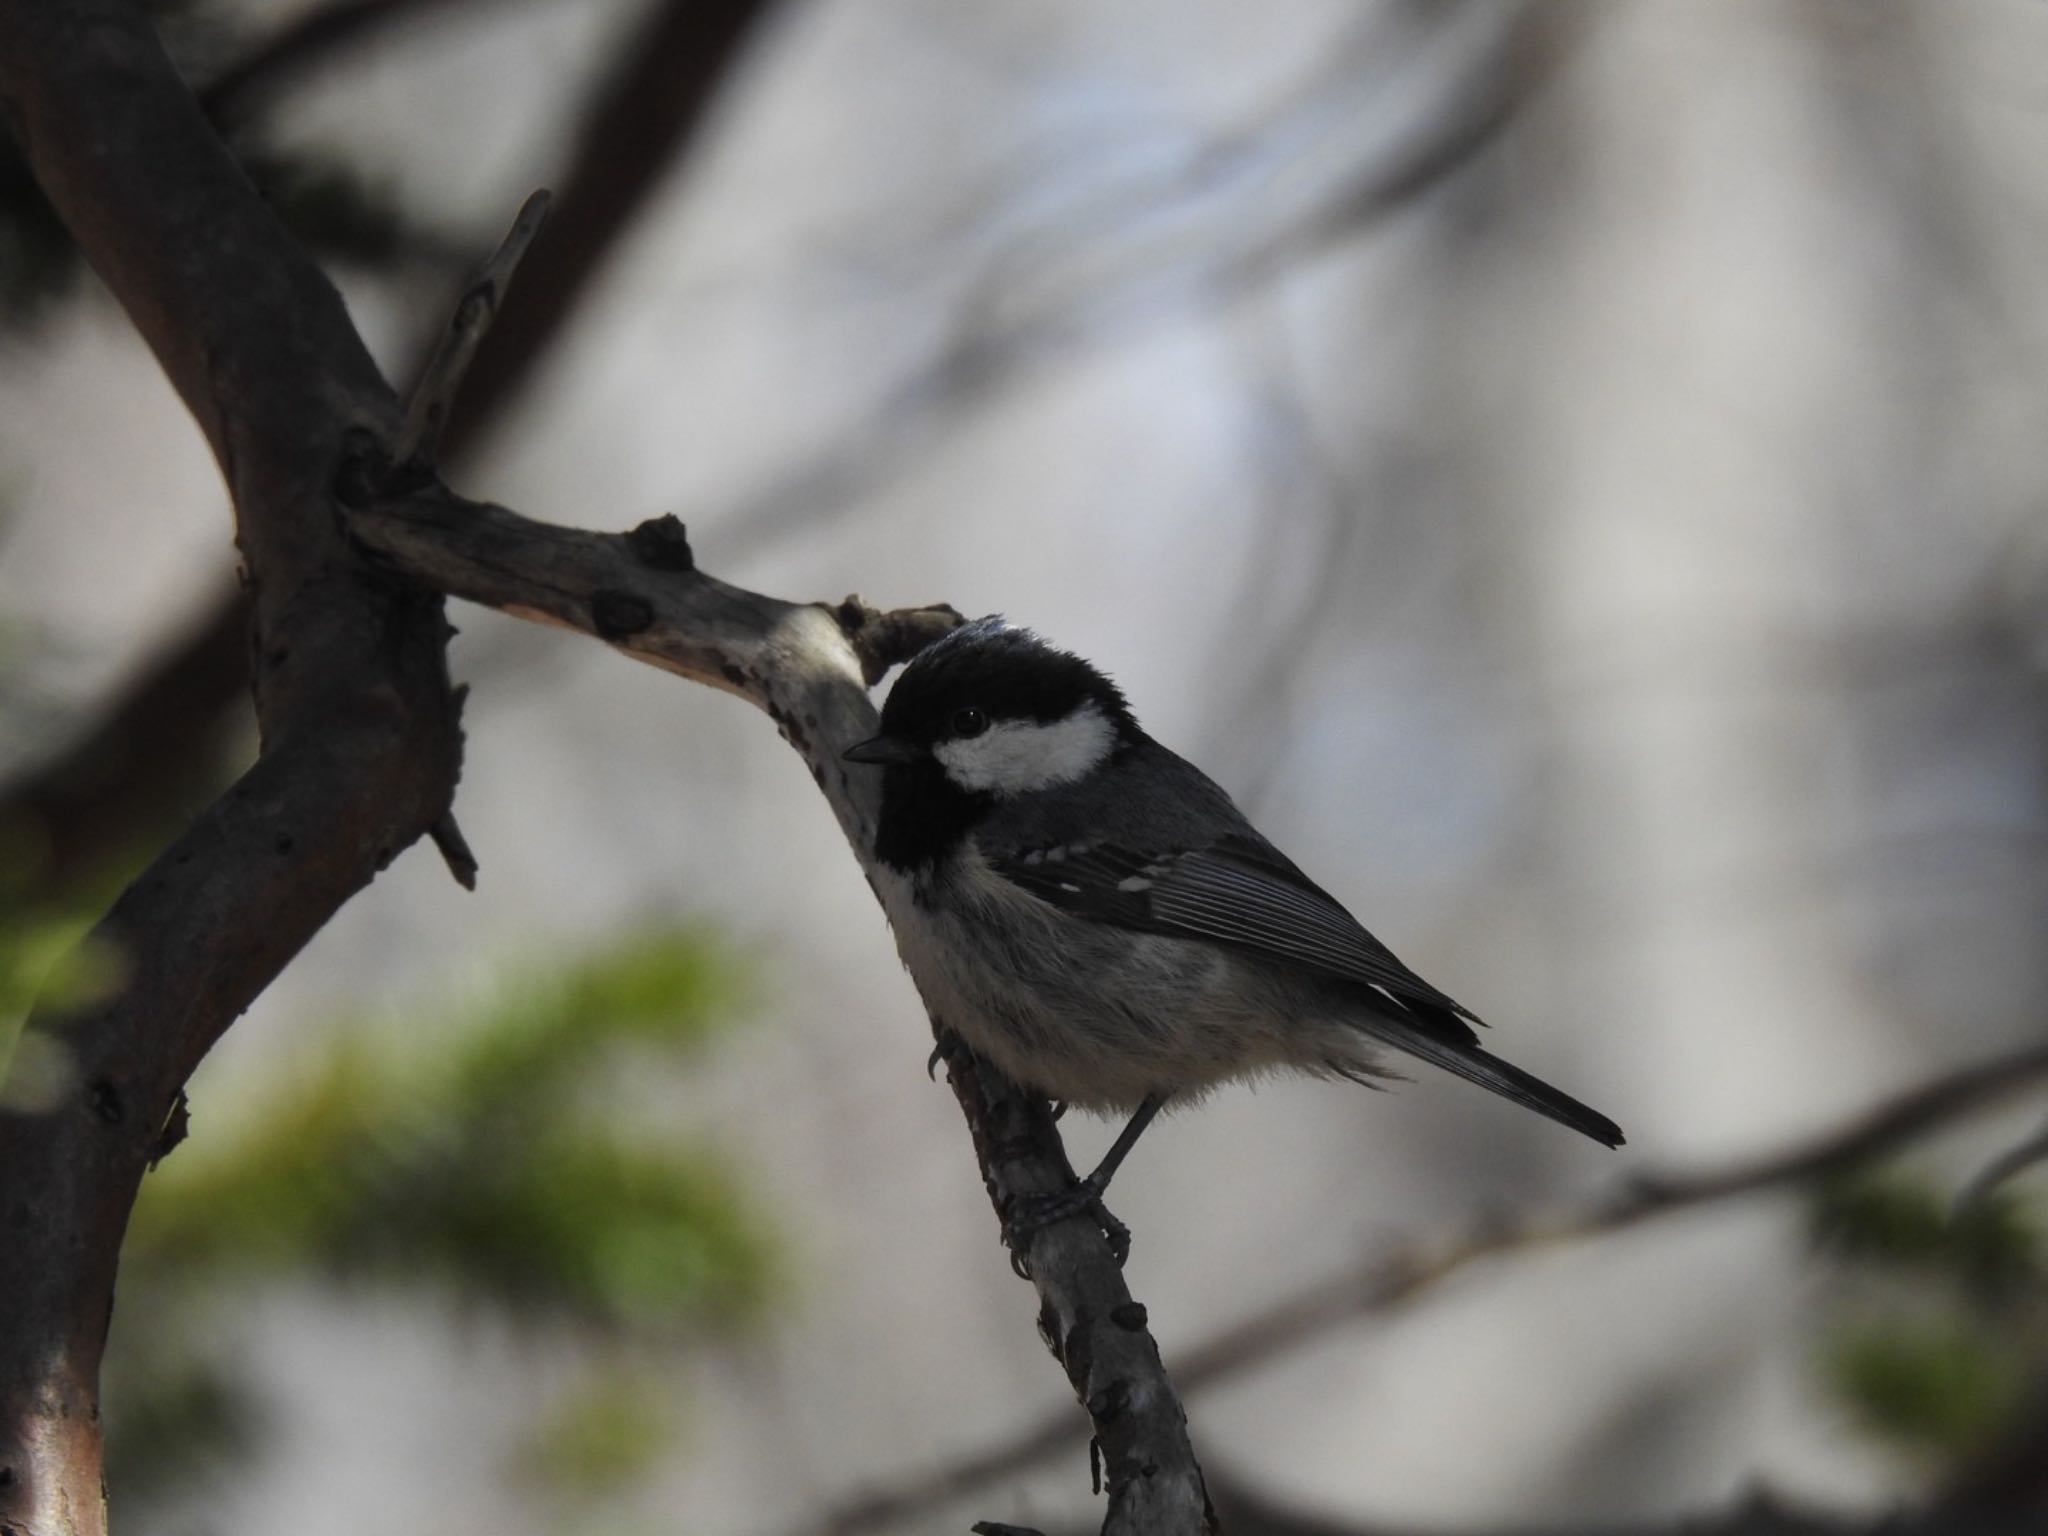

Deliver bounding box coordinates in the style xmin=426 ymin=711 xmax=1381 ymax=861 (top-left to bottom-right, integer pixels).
xmin=0 ymin=1 xmax=464 ymax=1528
xmin=0 ymin=5 xmax=1550 ymax=1532
xmin=397 ymin=187 xmax=552 ymax=466
xmin=0 ymin=0 xmax=782 ymax=911
xmin=0 ymin=0 xmax=1503 ymax=1523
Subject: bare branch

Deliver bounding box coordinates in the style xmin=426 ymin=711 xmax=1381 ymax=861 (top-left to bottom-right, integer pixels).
xmin=1 ymin=0 xmax=1204 ymax=1525
xmin=0 ymin=2 xmax=463 ymax=1527
xmin=397 ymin=188 xmax=552 ymax=466
xmin=942 ymin=1046 xmax=1216 ymax=1535
xmin=798 ymin=1040 xmax=2048 ymax=1535
xmin=0 ymin=0 xmax=782 ymax=913
xmin=395 ymin=183 xmax=557 ymax=892
xmin=1196 ymin=1469 xmax=2047 ymax=1536
xmin=0 ymin=6 xmax=1567 ymax=1532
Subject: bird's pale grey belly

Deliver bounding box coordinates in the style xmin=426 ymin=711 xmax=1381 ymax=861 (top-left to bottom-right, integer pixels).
xmin=875 ymin=850 xmax=1360 ymax=1111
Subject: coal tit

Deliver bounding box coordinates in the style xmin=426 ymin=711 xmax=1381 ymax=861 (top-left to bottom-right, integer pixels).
xmin=845 ymin=619 xmax=1623 ymax=1224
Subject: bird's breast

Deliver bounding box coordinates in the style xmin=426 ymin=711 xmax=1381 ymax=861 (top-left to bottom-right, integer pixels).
xmin=871 ymin=846 xmax=1313 ymax=1110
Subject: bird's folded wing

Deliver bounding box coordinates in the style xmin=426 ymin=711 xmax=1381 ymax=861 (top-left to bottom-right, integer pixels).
xmin=993 ymin=833 xmax=1480 ymax=1023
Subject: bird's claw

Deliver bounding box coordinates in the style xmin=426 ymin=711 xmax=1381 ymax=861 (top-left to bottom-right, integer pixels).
xmin=1003 ymin=1179 xmax=1132 ymax=1276
xmin=927 ymin=1027 xmax=965 ymax=1081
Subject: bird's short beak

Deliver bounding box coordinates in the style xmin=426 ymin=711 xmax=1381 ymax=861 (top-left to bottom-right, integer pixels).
xmin=843 ymin=733 xmax=921 ymax=766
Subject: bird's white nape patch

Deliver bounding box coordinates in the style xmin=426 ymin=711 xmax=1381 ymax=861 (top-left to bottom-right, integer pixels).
xmin=933 ymin=701 xmax=1115 ymax=796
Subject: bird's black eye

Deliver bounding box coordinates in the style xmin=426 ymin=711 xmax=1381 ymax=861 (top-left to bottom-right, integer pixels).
xmin=951 ymin=706 xmax=988 ymax=739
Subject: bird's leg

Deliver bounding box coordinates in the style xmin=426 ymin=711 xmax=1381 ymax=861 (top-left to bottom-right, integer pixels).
xmin=1005 ymin=1092 xmax=1169 ymax=1270
xmin=1083 ymin=1092 xmax=1167 ymax=1195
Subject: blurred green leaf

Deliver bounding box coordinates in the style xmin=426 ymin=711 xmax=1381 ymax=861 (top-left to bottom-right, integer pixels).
xmin=518 ymin=1365 xmax=679 ymax=1495
xmin=1812 ymin=1171 xmax=1951 ymax=1267
xmin=1 ymin=907 xmax=128 ymax=1107
xmin=127 ymin=924 xmax=777 ymax=1329
xmin=1825 ymin=1318 xmax=2025 ymax=1459
xmin=377 ymin=1131 xmax=775 ymax=1328
xmin=443 ymin=925 xmax=750 ymax=1117
xmin=1810 ymin=1164 xmax=2048 ymax=1477
xmin=1811 ymin=1169 xmax=2042 ymax=1305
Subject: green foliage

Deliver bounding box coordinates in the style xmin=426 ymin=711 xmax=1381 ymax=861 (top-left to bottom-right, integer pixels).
xmin=1826 ymin=1318 xmax=2025 ymax=1460
xmin=96 ymin=923 xmax=780 ymax=1513
xmin=1809 ymin=1166 xmax=2047 ymax=1469
xmin=1813 ymin=1172 xmax=2042 ymax=1305
xmin=518 ymin=1364 xmax=681 ymax=1495
xmin=126 ymin=925 xmax=778 ymax=1329
xmin=0 ymin=900 xmax=127 ymax=1112
xmin=0 ymin=908 xmax=122 ymax=1018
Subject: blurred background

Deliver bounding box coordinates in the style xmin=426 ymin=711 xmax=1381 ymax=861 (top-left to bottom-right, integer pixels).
xmin=3 ymin=1 xmax=2048 ymax=1532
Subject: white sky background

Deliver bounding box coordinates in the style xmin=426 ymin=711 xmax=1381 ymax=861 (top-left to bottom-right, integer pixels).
xmin=6 ymin=0 xmax=2048 ymax=1532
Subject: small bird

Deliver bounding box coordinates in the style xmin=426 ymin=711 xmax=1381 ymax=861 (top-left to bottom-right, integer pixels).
xmin=845 ymin=619 xmax=1622 ymax=1245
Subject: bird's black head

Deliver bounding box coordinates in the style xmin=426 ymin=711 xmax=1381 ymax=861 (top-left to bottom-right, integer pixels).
xmin=845 ymin=618 xmax=1138 ymax=870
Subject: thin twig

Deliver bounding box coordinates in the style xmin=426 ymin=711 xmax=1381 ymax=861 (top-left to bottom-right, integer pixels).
xmin=1956 ymin=1110 xmax=2048 ymax=1210
xmin=396 ymin=188 xmax=551 ymax=466
xmin=426 ymin=811 xmax=478 ymax=890
xmin=797 ymin=1040 xmax=2048 ymax=1536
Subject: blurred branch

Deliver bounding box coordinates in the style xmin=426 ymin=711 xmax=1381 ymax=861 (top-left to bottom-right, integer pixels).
xmin=0 ymin=589 xmax=250 ymax=898
xmin=1956 ymin=1111 xmax=2048 ymax=1209
xmin=1198 ymin=1470 xmax=2047 ymax=1536
xmin=0 ymin=0 xmax=943 ymax=1519
xmin=201 ymin=0 xmax=506 ymax=128
xmin=443 ymin=0 xmax=779 ymax=449
xmin=0 ymin=0 xmax=781 ymax=909
xmin=718 ymin=2 xmax=1568 ymax=562
xmin=799 ymin=1039 xmax=2048 ymax=1536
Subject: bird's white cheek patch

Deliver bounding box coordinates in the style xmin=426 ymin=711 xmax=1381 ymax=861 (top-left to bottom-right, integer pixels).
xmin=934 ymin=702 xmax=1115 ymax=795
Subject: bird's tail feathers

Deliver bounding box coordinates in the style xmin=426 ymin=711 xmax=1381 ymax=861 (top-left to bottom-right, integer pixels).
xmin=1359 ymin=1016 xmax=1625 ymax=1148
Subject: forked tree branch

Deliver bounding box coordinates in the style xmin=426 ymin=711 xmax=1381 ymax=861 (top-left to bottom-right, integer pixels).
xmin=0 ymin=3 xmax=1214 ymax=1531
xmin=0 ymin=2 xmax=466 ymax=1531
xmin=0 ymin=0 xmax=781 ymax=908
